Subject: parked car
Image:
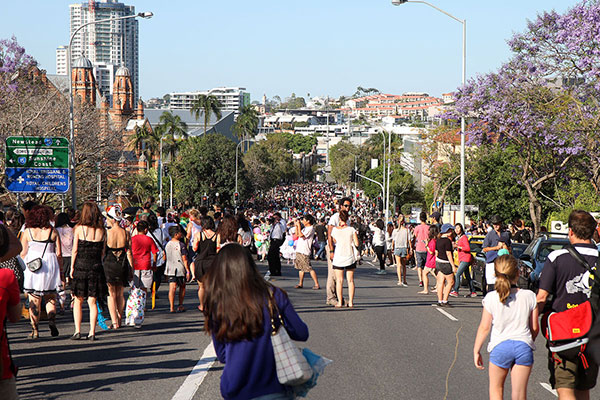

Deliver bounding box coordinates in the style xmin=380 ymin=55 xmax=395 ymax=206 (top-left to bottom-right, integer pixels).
xmin=471 ymin=233 xmax=569 ymax=294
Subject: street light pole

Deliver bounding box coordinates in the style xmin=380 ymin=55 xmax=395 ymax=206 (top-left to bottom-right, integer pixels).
xmin=392 ymin=0 xmax=466 ymax=226
xmin=235 ymin=138 xmax=254 ymax=213
xmin=159 ymin=135 xmax=163 ymax=206
xmin=67 ymin=11 xmax=153 ymax=209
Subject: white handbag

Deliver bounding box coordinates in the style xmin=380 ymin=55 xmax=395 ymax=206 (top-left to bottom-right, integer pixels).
xmin=269 ymin=289 xmax=312 ymax=386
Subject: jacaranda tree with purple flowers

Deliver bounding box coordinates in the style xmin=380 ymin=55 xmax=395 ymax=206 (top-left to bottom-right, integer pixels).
xmin=451 ymin=0 xmax=600 ymax=233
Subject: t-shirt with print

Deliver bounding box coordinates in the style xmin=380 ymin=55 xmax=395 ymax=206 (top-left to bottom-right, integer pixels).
xmin=0 ymin=269 xmax=19 ymax=379
xmin=392 ymin=228 xmax=411 ymax=250
xmin=295 ymin=226 xmax=314 ymax=256
xmin=413 ymin=224 xmax=429 ymax=253
xmin=538 ymin=243 xmax=598 ymax=313
xmin=132 ymin=234 xmax=159 ymax=271
xmin=436 ymin=237 xmax=453 ymax=262
xmin=165 ymin=240 xmax=187 ymax=277
xmin=483 ymin=289 xmax=537 ymax=352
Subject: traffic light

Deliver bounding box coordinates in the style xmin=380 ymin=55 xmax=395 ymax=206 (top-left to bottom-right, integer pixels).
xmin=349 ymin=169 xmax=356 ymax=182
xmin=202 ymin=194 xmax=207 ymax=202
xmin=163 ymin=165 xmax=169 ymax=176
xmin=234 ymin=192 xmax=239 ymax=202
xmin=377 ymin=196 xmax=383 ymax=211
xmin=356 ymin=192 xmax=360 ymax=199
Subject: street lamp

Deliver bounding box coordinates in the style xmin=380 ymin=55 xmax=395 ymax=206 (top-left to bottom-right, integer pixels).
xmin=235 ymin=138 xmax=254 ymax=212
xmin=392 ymin=0 xmax=466 ymax=226
xmin=67 ymin=11 xmax=153 ymax=209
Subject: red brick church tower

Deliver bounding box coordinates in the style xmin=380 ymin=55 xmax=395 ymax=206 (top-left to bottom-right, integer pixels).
xmin=71 ymin=56 xmax=96 ymax=106
xmin=110 ymin=65 xmax=134 ymax=129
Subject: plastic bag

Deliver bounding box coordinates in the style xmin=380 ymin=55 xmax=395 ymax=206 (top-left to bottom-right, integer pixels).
xmin=287 ymin=348 xmax=333 ymax=398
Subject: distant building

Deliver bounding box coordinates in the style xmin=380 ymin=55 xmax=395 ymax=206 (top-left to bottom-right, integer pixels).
xmin=168 ymin=87 xmax=251 ymax=118
xmin=56 ymin=46 xmax=68 ymax=75
xmin=344 ymin=93 xmax=442 ymax=121
xmin=58 ymin=0 xmax=139 ymax=105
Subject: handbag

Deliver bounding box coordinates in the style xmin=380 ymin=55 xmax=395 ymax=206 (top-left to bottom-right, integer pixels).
xmin=26 ymin=229 xmax=51 ymax=273
xmin=268 ymin=288 xmax=312 ymax=386
xmin=125 ymin=274 xmax=146 ymax=327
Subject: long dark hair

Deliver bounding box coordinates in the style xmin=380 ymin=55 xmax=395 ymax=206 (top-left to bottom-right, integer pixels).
xmin=203 ymin=243 xmax=277 ymax=342
xmin=218 ymin=215 xmax=238 ymax=243
xmin=78 ymin=201 xmax=105 ymax=229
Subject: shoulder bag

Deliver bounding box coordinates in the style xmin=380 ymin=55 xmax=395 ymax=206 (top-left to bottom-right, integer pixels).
xmin=268 ymin=288 xmax=312 ymax=386
xmin=26 ymin=229 xmax=51 ymax=273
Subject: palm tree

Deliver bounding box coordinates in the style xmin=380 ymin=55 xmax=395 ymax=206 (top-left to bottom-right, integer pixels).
xmin=128 ymin=125 xmax=151 ymax=157
xmin=190 ymin=94 xmax=222 ymax=135
xmin=233 ymin=105 xmax=259 ymax=151
xmin=128 ymin=125 xmax=161 ymax=169
xmin=159 ymin=111 xmax=188 ymax=162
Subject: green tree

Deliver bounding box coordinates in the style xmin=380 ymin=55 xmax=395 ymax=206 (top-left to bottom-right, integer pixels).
xmin=172 ymin=134 xmax=247 ymax=205
xmin=243 ymin=134 xmax=298 ymax=191
xmin=190 ymin=94 xmax=223 ymax=135
xmin=361 ymin=165 xmax=418 ymax=210
xmin=276 ymin=132 xmax=317 ymax=154
xmin=158 ymin=111 xmax=188 ymax=161
xmin=128 ymin=125 xmax=160 ymax=169
xmin=233 ymin=105 xmax=259 ymax=152
xmin=330 ymin=141 xmax=360 ymax=184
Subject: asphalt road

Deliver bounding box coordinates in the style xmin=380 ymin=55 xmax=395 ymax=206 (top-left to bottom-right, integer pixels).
xmin=8 ymin=258 xmax=600 ymax=400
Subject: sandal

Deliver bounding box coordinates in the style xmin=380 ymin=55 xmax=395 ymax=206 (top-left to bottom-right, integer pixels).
xmin=294 ymin=284 xmax=303 ymax=289
xmin=312 ymin=286 xmax=321 ymax=290
xmin=177 ymin=306 xmax=186 ymax=313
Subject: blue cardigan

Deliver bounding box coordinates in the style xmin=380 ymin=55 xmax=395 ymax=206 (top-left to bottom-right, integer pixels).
xmin=212 ymin=286 xmax=309 ymax=400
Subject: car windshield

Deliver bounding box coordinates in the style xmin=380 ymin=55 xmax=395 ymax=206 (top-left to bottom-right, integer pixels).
xmin=537 ymin=243 xmax=568 ymax=262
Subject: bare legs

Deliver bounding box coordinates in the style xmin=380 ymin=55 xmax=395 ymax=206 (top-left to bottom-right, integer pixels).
xmin=27 ymin=293 xmax=57 ymax=337
xmin=107 ymin=283 xmax=124 ymax=328
xmin=395 ymin=255 xmax=407 ymax=284
xmin=72 ymin=296 xmax=98 ymax=336
xmin=334 ymin=268 xmax=355 ymax=307
xmin=297 ymin=270 xmax=320 ymax=288
xmin=419 ymin=269 xmax=434 ymax=294
xmin=170 ymin=282 xmax=187 ymax=312
xmin=436 ymin=273 xmax=455 ymax=303
xmin=488 ymin=363 xmax=531 ymax=400
xmin=196 ymin=281 xmax=205 ymax=311
xmin=346 ymin=270 xmax=355 ymax=307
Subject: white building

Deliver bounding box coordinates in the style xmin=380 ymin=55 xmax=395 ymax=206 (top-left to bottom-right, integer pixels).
xmin=57 ymin=0 xmax=139 ymax=104
xmin=56 ymin=46 xmax=68 ymax=75
xmin=168 ymin=87 xmax=251 ymax=118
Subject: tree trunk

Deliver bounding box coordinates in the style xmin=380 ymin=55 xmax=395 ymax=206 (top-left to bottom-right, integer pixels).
xmin=524 ymin=181 xmax=543 ymax=235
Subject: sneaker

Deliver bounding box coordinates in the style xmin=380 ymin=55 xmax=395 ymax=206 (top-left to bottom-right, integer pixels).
xmin=449 ymin=291 xmax=459 ymax=298
xmin=401 ymin=282 xmax=408 ymax=287
xmin=443 ymin=302 xmax=453 ymax=308
xmin=419 ymin=281 xmax=423 ymax=287
xmin=397 ymin=281 xmax=403 ymax=286
xmin=375 ymin=270 xmax=386 ymax=275
xmin=431 ymin=302 xmax=441 ymax=307
xmin=465 ymin=292 xmax=478 ymax=298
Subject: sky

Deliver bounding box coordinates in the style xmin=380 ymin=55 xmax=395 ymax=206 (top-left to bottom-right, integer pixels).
xmin=0 ymin=0 xmax=580 ymax=102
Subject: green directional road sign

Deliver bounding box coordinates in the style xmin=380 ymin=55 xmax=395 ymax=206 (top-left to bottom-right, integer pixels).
xmin=6 ymin=136 xmax=69 ymax=168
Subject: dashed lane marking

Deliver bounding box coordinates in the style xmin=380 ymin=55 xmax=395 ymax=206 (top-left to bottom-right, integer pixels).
xmin=171 ymin=341 xmax=217 ymax=400
xmin=540 ymin=382 xmax=558 ymax=397
xmin=436 ymin=307 xmax=459 ymax=321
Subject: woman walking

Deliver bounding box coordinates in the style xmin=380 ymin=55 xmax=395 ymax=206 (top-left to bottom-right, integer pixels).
xmin=370 ymin=219 xmax=386 ymax=275
xmin=203 ymin=243 xmax=309 ymax=400
xmin=192 ymin=216 xmax=217 ymax=311
xmin=103 ymin=205 xmax=133 ymax=329
xmin=294 ymin=214 xmax=320 ymax=289
xmin=70 ymin=201 xmax=107 ymax=340
xmin=392 ymin=215 xmax=412 ymax=287
xmin=450 ymin=223 xmax=476 ymax=298
xmin=418 ymin=224 xmax=439 ymax=295
xmin=20 ymin=205 xmax=62 ymax=338
xmin=216 ymin=215 xmax=239 ymax=252
xmin=330 ymin=209 xmax=359 ymax=308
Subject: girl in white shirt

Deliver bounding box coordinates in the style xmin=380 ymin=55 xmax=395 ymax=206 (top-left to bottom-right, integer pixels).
xmin=473 ymin=255 xmax=539 ymax=400
xmin=330 ymin=210 xmax=359 ymax=308
xmin=293 ymin=214 xmax=320 ymax=290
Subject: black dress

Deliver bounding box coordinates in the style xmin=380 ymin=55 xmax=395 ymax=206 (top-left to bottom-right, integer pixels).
xmin=103 ymin=244 xmax=130 ymax=286
xmin=194 ymin=232 xmax=217 ymax=280
xmin=72 ymin=233 xmax=107 ymax=299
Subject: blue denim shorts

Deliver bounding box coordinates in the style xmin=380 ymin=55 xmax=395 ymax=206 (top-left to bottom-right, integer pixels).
xmin=489 ymin=340 xmax=534 ymax=369
xmin=394 ymin=247 xmax=408 ymax=257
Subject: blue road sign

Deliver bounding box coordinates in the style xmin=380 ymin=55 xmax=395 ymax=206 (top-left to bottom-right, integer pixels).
xmin=6 ymin=168 xmax=69 ymax=193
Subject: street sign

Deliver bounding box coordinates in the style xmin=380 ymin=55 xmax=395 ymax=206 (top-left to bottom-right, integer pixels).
xmin=5 ymin=136 xmax=69 ymax=193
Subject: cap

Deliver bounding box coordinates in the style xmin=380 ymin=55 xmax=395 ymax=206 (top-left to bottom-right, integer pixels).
xmin=440 ymin=223 xmax=454 ymax=234
xmin=490 ymin=215 xmax=503 ymax=225
xmin=104 ymin=204 xmax=123 ymax=221
xmin=430 ymin=211 xmax=441 ymax=220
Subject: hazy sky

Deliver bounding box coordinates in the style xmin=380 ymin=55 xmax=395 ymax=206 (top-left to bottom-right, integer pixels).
xmin=1 ymin=0 xmax=577 ymax=101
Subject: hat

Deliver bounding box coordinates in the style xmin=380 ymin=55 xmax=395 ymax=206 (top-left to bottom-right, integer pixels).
xmin=440 ymin=223 xmax=454 ymax=234
xmin=430 ymin=211 xmax=441 ymax=220
xmin=104 ymin=204 xmax=123 ymax=221
xmin=490 ymin=215 xmax=503 ymax=225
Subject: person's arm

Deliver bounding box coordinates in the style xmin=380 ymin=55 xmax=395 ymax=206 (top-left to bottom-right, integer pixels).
xmin=70 ymin=227 xmax=79 ymax=279
xmin=530 ymin=300 xmax=540 ymax=341
xmin=212 ymin=336 xmax=227 ymax=363
xmin=53 ymin=228 xmax=63 ymax=263
xmin=353 ymin=231 xmax=360 ymax=247
xmin=473 ymin=308 xmax=492 ymax=370
xmin=5 ymin=272 xmax=21 ymax=322
xmin=19 ymin=228 xmax=29 ymax=259
xmin=193 ymin=232 xmax=201 ymax=252
xmin=216 ymin=234 xmax=222 ymax=252
xmin=0 ymin=226 xmax=22 ymax=262
xmin=536 ymin=289 xmax=550 ymax=315
xmin=446 ymin=250 xmax=455 ymax=269
xmin=182 ymin=246 xmax=190 ymax=281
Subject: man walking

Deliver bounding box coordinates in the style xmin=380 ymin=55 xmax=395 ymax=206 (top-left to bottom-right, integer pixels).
xmin=537 ymin=210 xmax=599 ymax=399
xmin=314 ymin=218 xmax=328 ymax=261
xmin=267 ymin=213 xmax=285 ymax=276
xmin=413 ymin=211 xmax=430 ymax=287
xmin=482 ymin=215 xmax=510 ymax=292
xmin=326 ymin=197 xmax=352 ymax=306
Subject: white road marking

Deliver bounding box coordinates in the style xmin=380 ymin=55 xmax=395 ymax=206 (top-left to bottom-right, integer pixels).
xmin=171 ymin=341 xmax=217 ymax=400
xmin=436 ymin=308 xmax=459 ymax=321
xmin=540 ymin=382 xmax=558 ymax=397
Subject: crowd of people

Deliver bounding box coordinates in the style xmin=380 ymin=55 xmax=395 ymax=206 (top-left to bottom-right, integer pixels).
xmin=0 ymin=182 xmax=598 ymax=400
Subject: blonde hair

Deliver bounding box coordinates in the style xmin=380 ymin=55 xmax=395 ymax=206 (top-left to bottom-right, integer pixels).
xmin=188 ymin=208 xmax=200 ymax=219
xmin=494 ymin=255 xmax=519 ymax=304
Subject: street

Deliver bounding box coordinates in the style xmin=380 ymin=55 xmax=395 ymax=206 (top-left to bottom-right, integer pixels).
xmin=9 ymin=258 xmax=599 ymax=400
